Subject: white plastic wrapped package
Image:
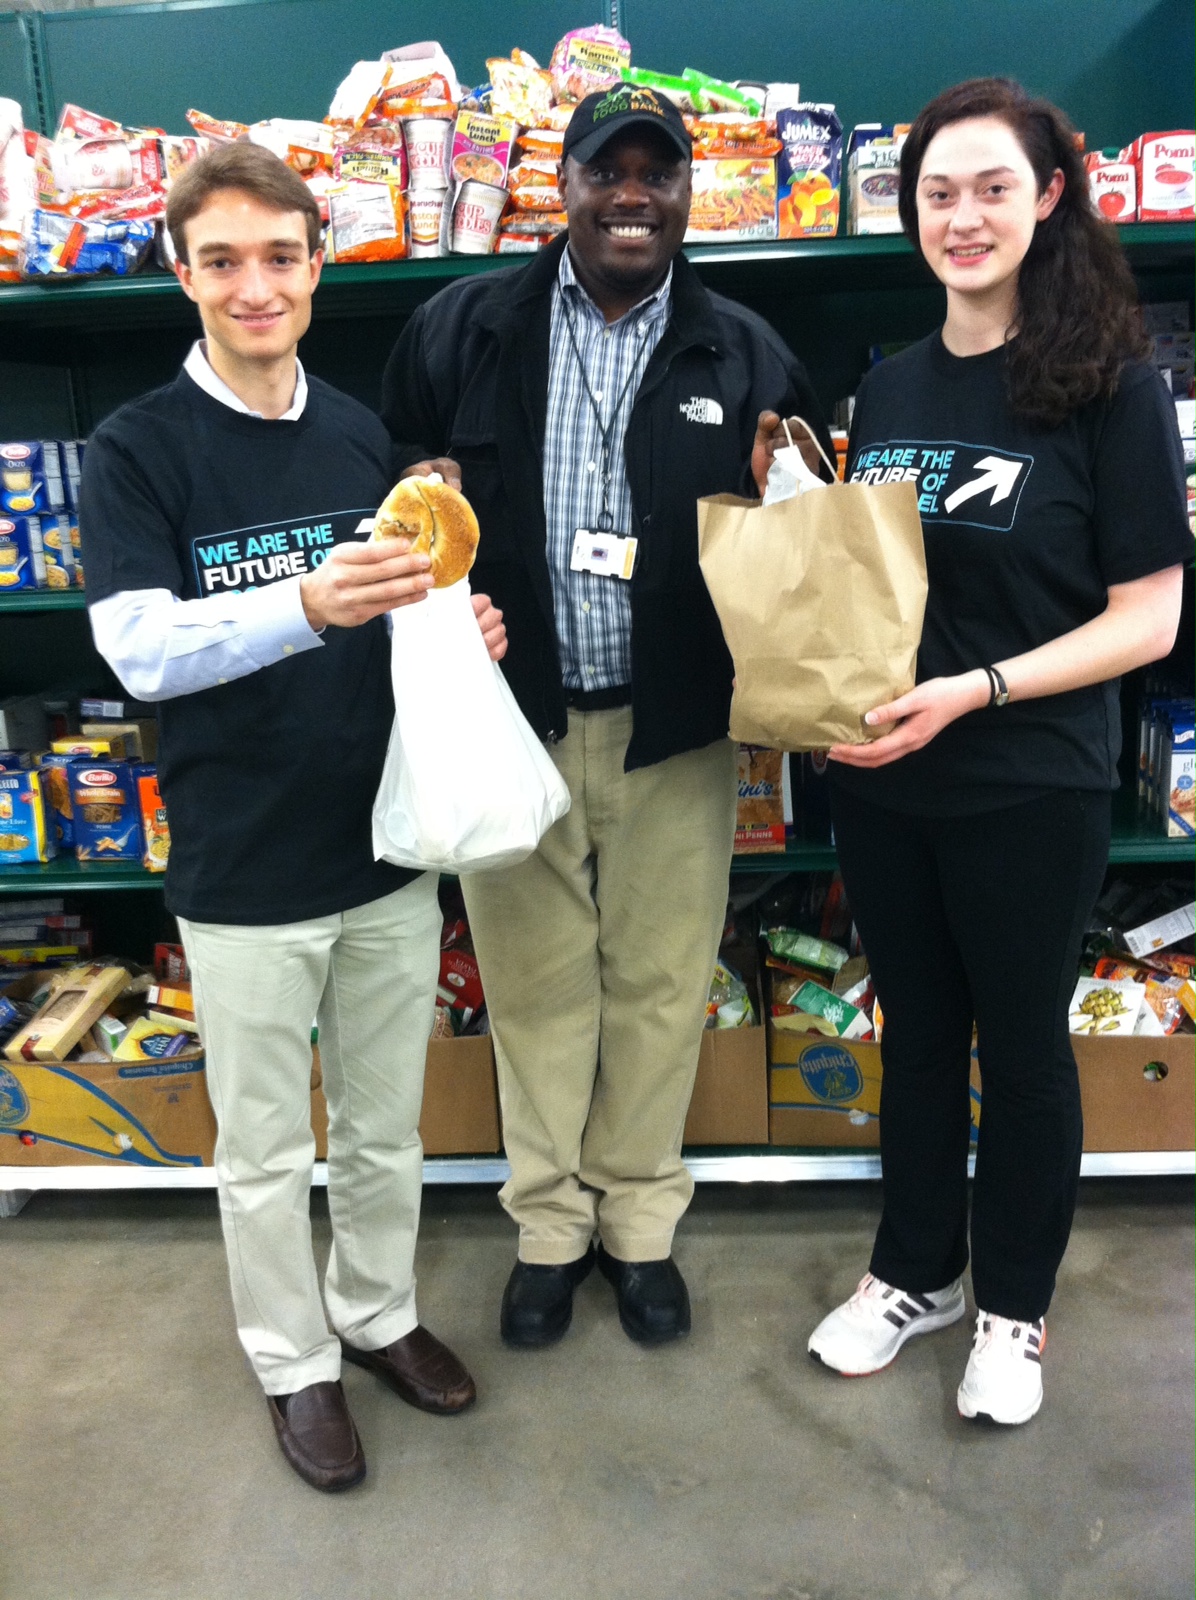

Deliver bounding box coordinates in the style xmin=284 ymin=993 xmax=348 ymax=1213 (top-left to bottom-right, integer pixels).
xmin=372 ymin=580 xmax=571 ymax=873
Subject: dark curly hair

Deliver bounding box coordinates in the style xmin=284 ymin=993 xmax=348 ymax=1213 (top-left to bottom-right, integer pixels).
xmin=898 ymin=78 xmax=1151 ymax=429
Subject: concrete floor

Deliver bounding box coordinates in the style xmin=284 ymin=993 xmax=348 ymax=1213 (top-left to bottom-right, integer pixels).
xmin=0 ymin=1179 xmax=1191 ymax=1600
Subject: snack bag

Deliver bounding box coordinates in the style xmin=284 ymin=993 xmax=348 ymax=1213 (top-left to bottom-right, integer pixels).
xmin=766 ymin=927 xmax=849 ymax=975
xmin=685 ymin=116 xmax=781 ymax=158
xmin=55 ymin=104 xmax=124 ymax=143
xmin=621 ymin=68 xmax=697 ymax=111
xmin=247 ymin=119 xmax=336 ymax=176
xmin=487 ymin=51 xmax=555 ymax=126
xmin=777 ymin=104 xmax=842 ymax=237
xmin=21 ymin=211 xmax=154 ymax=276
xmin=550 ymin=26 xmax=631 ymax=102
xmin=1085 ymin=148 xmax=1138 ymax=222
xmin=334 ymin=125 xmax=408 ymax=188
xmin=507 ymin=159 xmax=563 ymax=212
xmin=325 ymin=181 xmax=407 ymax=263
xmin=681 ymin=69 xmax=762 ymax=117
xmin=706 ymin=961 xmax=754 ymax=1028
xmin=186 ymin=109 xmax=249 ymax=142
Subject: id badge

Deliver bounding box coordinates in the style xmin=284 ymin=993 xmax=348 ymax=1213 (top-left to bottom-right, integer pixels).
xmin=570 ymin=529 xmax=639 ymax=580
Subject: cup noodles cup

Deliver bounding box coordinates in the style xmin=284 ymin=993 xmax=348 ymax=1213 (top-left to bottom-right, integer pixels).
xmin=449 ymin=180 xmax=506 ymax=255
xmin=402 ymin=116 xmax=452 ymax=190
xmin=408 ymin=189 xmax=446 ymax=257
xmin=1131 ymin=131 xmax=1194 ymax=220
xmin=1085 ymin=149 xmax=1138 ymax=221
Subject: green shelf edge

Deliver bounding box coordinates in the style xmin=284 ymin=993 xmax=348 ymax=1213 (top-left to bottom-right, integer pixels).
xmin=0 ymin=221 xmax=1187 ymax=323
xmin=0 ymin=589 xmax=88 ymax=614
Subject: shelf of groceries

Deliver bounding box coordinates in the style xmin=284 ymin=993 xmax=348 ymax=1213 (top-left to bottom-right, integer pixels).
xmin=0 ymin=224 xmax=1190 ymax=329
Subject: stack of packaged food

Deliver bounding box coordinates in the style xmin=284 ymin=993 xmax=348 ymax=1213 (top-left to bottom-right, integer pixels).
xmin=0 ymin=438 xmax=84 ymax=590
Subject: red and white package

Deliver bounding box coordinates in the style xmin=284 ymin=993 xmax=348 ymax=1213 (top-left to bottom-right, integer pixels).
xmin=1131 ymin=131 xmax=1194 ymax=221
xmin=55 ymin=103 xmax=124 ymax=143
xmin=437 ymin=947 xmax=485 ymax=1023
xmin=1084 ymin=149 xmax=1137 ymax=222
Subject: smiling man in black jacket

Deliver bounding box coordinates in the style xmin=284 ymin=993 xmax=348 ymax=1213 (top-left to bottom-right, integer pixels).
xmin=383 ymin=86 xmax=833 ymax=1349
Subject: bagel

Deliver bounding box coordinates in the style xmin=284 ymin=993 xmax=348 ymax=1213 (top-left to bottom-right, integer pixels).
xmin=374 ymin=476 xmax=480 ymax=588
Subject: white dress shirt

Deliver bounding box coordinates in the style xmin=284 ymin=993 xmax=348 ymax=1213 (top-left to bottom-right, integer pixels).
xmin=88 ymin=342 xmax=325 ymax=702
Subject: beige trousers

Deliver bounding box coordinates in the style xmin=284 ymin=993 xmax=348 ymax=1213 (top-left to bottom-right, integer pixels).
xmin=462 ymin=708 xmax=737 ymax=1264
xmin=179 ymin=874 xmax=440 ymax=1394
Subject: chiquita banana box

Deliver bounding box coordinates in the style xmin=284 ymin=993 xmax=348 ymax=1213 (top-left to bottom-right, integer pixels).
xmin=0 ymin=1054 xmax=213 ymax=1167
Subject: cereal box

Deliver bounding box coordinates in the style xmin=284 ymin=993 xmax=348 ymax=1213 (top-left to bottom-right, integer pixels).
xmin=449 ymin=111 xmax=516 ymax=191
xmin=777 ymin=104 xmax=842 ymax=238
xmin=846 ymin=124 xmax=909 ymax=235
xmin=70 ymin=760 xmax=143 ymax=862
xmin=134 ymin=763 xmax=170 ymax=871
xmin=685 ymin=157 xmax=777 ymax=241
xmin=1085 ymin=148 xmax=1138 ymax=221
xmin=1131 ymin=131 xmax=1194 ymax=221
xmin=0 ymin=515 xmax=46 ymax=590
xmin=735 ymin=745 xmax=785 ymax=852
xmin=0 ymin=770 xmax=55 ymax=864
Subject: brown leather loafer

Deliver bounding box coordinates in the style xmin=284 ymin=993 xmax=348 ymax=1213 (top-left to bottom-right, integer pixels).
xmin=340 ymin=1325 xmax=477 ymax=1414
xmin=266 ymin=1380 xmax=366 ymax=1492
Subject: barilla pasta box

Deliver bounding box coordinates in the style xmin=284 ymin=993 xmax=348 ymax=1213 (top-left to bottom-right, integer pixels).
xmin=0 ymin=770 xmax=56 ymax=864
xmin=1131 ymin=132 xmax=1194 ymax=221
xmin=0 ymin=441 xmax=65 ymax=515
xmin=0 ymin=515 xmax=46 ymax=590
xmin=845 ymin=124 xmax=909 ymax=235
xmin=1164 ymin=715 xmax=1194 ymax=838
xmin=69 ymin=760 xmax=143 ymax=861
xmin=133 ymin=762 xmax=170 ymax=871
xmin=36 ymin=752 xmax=75 ymax=849
xmin=777 ymin=104 xmax=842 ymax=238
xmin=1085 ymin=148 xmax=1138 ymax=221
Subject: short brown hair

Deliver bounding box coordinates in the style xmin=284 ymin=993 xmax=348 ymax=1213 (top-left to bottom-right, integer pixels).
xmin=166 ymin=141 xmax=322 ymax=264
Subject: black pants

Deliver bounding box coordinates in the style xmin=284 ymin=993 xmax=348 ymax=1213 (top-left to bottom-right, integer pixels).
xmin=829 ymin=783 xmax=1111 ymax=1321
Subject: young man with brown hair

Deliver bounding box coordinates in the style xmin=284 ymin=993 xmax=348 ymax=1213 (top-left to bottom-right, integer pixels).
xmin=79 ymin=143 xmax=505 ymax=1491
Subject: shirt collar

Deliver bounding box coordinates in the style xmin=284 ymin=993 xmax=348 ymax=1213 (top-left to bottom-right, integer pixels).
xmin=558 ymin=246 xmax=673 ymax=327
xmin=184 ymin=340 xmax=308 ymax=421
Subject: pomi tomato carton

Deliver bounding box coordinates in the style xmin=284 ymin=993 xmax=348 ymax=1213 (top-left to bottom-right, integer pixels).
xmin=1085 ymin=149 xmax=1137 ymax=222
xmin=1131 ymin=132 xmax=1194 ymax=221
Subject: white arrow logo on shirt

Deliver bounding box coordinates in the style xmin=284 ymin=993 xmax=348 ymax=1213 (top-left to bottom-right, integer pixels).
xmin=943 ymin=455 xmax=1024 ymax=514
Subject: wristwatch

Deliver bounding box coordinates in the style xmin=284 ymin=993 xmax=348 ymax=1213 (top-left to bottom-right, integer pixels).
xmin=984 ymin=665 xmax=1010 ymax=707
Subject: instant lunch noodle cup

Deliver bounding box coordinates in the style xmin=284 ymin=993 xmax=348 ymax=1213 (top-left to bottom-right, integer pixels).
xmin=448 ymin=180 xmax=507 ymax=254
xmin=408 ymin=189 xmax=446 ymax=257
xmin=402 ymin=116 xmax=453 ymax=190
xmin=449 ymin=111 xmax=516 ymax=191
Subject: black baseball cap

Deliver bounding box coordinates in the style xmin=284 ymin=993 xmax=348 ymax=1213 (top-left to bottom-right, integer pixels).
xmin=561 ymin=84 xmax=693 ymax=166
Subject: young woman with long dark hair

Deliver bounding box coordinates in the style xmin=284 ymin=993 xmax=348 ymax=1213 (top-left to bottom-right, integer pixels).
xmin=806 ymin=78 xmax=1189 ymax=1424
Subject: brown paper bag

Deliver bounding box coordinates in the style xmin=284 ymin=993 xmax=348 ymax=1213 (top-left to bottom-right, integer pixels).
xmin=697 ymin=427 xmax=927 ymax=751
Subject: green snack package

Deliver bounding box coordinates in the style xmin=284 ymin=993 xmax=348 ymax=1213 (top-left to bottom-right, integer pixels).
xmin=790 ymin=980 xmax=872 ymax=1040
xmin=620 ymin=66 xmax=698 ymax=111
xmin=766 ymin=927 xmax=850 ymax=974
xmin=681 ymin=68 xmax=763 ymax=116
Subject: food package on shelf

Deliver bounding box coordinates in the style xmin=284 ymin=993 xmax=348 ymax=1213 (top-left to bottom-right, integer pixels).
xmin=0 ymin=516 xmax=46 ymax=591
xmin=845 ymin=124 xmax=909 ymax=235
xmin=766 ymin=926 xmax=850 ymax=976
xmin=685 ymin=156 xmax=777 ymax=241
xmin=333 ymin=123 xmax=408 ymax=188
xmin=449 ymin=110 xmax=517 ymax=191
xmin=1085 ymin=148 xmax=1138 ymax=221
xmin=0 ymin=101 xmax=35 ymax=281
xmin=734 ymin=746 xmax=786 ymax=853
xmin=620 ymin=67 xmax=697 ymax=111
xmin=684 ymin=116 xmax=781 ymax=159
xmin=20 ymin=210 xmax=155 ymax=277
xmin=777 ymin=104 xmax=842 ymax=237
xmin=380 ymin=41 xmax=462 ymax=104
xmin=327 ymin=61 xmax=399 ymax=130
xmin=325 ymin=180 xmax=407 ymax=263
xmin=1068 ymin=975 xmax=1146 ymax=1037
xmin=134 ymin=764 xmax=170 ymax=872
xmin=1130 ymin=131 xmax=1194 ymax=221
xmin=247 ymin=118 xmax=336 ymax=176
xmin=550 ymin=25 xmax=631 ymax=102
xmin=69 ymin=759 xmax=144 ymax=862
xmin=680 ymin=68 xmax=763 ymax=117
xmin=0 ymin=770 xmax=56 ymax=864
xmin=487 ymin=49 xmax=555 ymax=126
xmin=506 ymin=158 xmax=562 ymax=212
xmin=186 ymin=108 xmax=249 ymax=142
xmin=443 ymin=178 xmax=508 ymax=255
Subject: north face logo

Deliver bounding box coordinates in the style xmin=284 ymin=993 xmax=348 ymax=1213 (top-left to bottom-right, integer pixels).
xmin=680 ymin=397 xmax=724 ymax=425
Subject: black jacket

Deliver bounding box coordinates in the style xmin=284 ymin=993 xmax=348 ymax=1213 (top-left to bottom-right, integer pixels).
xmin=381 ymin=234 xmax=833 ymax=770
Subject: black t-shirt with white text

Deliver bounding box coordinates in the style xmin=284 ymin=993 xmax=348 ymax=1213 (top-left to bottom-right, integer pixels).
xmin=832 ymin=333 xmax=1191 ymax=815
xmin=80 ymin=370 xmax=415 ymax=923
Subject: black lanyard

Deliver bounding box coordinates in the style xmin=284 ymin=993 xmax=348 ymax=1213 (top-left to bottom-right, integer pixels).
xmin=561 ymin=294 xmax=654 ymax=532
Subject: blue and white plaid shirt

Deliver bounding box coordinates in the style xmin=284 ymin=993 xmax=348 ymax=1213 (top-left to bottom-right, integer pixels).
xmin=543 ymin=247 xmax=673 ymax=691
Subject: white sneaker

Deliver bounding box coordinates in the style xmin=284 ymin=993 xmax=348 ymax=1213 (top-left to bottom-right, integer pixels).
xmin=807 ymin=1272 xmax=966 ymax=1376
xmin=957 ymin=1311 xmax=1045 ymax=1425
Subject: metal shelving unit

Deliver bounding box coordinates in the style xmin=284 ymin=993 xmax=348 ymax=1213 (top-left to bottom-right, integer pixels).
xmin=1 ymin=220 xmax=1191 ymax=1199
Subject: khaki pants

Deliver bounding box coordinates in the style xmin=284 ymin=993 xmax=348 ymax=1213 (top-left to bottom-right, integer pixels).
xmin=462 ymin=708 xmax=737 ymax=1264
xmin=179 ymin=875 xmax=440 ymax=1394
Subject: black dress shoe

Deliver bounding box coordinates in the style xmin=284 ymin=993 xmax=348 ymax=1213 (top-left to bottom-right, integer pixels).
xmin=596 ymin=1244 xmax=691 ymax=1345
xmin=266 ymin=1380 xmax=366 ymax=1492
xmin=500 ymin=1245 xmax=595 ymax=1348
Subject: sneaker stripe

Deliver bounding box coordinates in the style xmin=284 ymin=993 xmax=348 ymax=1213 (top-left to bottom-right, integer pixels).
xmin=908 ymin=1291 xmax=937 ymax=1312
xmin=1025 ymin=1349 xmax=1041 ymax=1364
xmin=895 ymin=1298 xmax=925 ymax=1319
xmin=882 ymin=1308 xmax=908 ymax=1329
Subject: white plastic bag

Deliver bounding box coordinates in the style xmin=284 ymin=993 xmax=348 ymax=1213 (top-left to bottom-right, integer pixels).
xmin=371 ymin=580 xmax=571 ymax=873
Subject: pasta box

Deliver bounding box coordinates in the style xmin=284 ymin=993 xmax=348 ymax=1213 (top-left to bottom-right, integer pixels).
xmin=0 ymin=770 xmax=56 ymax=864
xmin=69 ymin=760 xmax=143 ymax=862
xmin=0 ymin=515 xmax=46 ymax=590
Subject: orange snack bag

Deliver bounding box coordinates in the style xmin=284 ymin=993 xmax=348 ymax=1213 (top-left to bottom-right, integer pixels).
xmin=326 ymin=181 xmax=407 ymax=263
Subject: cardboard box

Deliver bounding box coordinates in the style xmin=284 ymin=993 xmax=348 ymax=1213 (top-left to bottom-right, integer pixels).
xmin=312 ymin=1033 xmax=502 ymax=1157
xmin=1073 ymin=1033 xmax=1194 ymax=1151
xmin=4 ymin=963 xmax=128 ymax=1061
xmin=684 ymin=1015 xmax=769 ymax=1145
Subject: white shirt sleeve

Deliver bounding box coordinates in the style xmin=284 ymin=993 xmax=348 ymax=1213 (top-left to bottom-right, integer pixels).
xmin=88 ymin=577 xmax=324 ymax=702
